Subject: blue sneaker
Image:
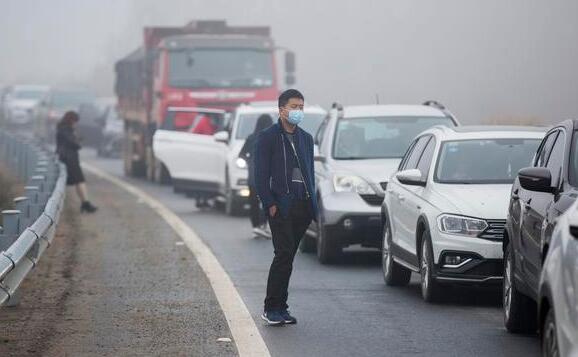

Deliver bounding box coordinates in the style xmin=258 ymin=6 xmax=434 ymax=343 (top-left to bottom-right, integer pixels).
xmin=261 ymin=310 xmax=285 ymax=326
xmin=281 ymin=310 xmax=297 ymax=324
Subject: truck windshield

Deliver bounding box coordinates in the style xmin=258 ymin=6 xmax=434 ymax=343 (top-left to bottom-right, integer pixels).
xmin=169 ymin=49 xmax=274 ymax=89
xmin=435 ymin=139 xmax=541 ymax=184
xmin=52 ymin=91 xmax=95 ymax=108
xmin=14 ymin=90 xmax=46 ymax=100
xmin=236 ymin=112 xmax=326 ymax=139
xmin=333 ymin=116 xmax=455 ymax=160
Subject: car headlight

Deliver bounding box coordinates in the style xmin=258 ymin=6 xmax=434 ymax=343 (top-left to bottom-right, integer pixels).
xmin=235 ymin=157 xmax=247 ymax=169
xmin=333 ymin=175 xmax=376 ymax=194
xmin=437 ymin=214 xmax=488 ymax=237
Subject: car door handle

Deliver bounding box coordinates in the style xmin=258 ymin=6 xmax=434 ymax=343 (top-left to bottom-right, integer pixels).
xmin=398 ymin=194 xmax=405 ymax=202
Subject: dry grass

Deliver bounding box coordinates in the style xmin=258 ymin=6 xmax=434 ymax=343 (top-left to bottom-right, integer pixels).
xmin=0 ymin=164 xmax=20 ymax=211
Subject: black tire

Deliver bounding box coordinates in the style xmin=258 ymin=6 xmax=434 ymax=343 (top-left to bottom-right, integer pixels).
xmin=225 ymin=175 xmax=243 ymax=216
xmin=382 ymin=217 xmax=411 ymax=286
xmin=316 ymin=203 xmax=342 ymax=264
xmin=541 ymin=308 xmax=559 ymax=357
xmin=299 ymin=233 xmax=317 ymax=253
xmin=503 ymin=242 xmax=537 ymax=333
xmin=420 ymin=232 xmax=443 ymax=302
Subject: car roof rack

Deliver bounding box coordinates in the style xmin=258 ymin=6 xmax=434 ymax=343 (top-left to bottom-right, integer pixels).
xmin=423 ymin=100 xmax=458 ymax=125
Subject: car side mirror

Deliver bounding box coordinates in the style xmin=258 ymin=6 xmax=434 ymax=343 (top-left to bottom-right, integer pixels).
xmin=396 ymin=169 xmax=426 ymax=187
xmin=518 ymin=167 xmax=554 ymax=193
xmin=214 ymin=131 xmax=229 ymax=143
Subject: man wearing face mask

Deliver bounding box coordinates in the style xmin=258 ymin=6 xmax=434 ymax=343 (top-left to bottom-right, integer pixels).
xmin=255 ymin=89 xmax=318 ymax=326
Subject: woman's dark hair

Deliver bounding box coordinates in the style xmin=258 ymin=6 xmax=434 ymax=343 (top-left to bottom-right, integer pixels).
xmin=254 ymin=114 xmax=273 ymax=133
xmin=278 ymin=89 xmax=304 ymax=108
xmin=58 ymin=111 xmax=79 ymax=128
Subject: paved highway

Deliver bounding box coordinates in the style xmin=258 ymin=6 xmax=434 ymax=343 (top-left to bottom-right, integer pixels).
xmin=83 ymin=150 xmax=539 ymax=357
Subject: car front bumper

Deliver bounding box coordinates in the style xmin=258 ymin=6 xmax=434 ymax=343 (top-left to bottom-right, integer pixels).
xmin=431 ymin=229 xmax=504 ymax=284
xmin=321 ymin=192 xmax=384 ymax=247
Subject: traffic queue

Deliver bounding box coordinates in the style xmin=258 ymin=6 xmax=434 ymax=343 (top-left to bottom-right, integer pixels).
xmin=142 ymin=94 xmax=575 ymax=356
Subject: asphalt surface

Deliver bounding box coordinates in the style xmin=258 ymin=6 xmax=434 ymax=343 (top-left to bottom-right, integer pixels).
xmin=0 ymin=169 xmax=237 ymax=357
xmin=82 ymin=150 xmax=541 ymax=357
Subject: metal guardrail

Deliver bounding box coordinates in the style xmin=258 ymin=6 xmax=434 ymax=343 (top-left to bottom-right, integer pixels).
xmin=0 ymin=131 xmax=67 ymax=307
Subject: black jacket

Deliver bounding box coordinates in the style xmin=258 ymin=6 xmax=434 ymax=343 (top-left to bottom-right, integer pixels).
xmin=56 ymin=125 xmax=81 ymax=163
xmin=254 ymin=120 xmax=318 ymax=219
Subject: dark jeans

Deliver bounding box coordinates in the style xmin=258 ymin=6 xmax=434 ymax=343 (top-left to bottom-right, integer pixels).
xmin=264 ymin=199 xmax=312 ymax=312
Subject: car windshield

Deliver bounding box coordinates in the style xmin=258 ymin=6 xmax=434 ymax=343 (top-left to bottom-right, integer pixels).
xmin=235 ymin=112 xmax=325 ymax=139
xmin=13 ymin=89 xmax=46 ymax=100
xmin=53 ymin=91 xmax=95 ymax=108
xmin=169 ymin=49 xmax=274 ymax=89
xmin=436 ymin=138 xmax=541 ymax=184
xmin=333 ymin=116 xmax=455 ymax=159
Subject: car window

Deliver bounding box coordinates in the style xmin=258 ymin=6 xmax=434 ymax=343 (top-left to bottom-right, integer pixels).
xmin=315 ymin=118 xmax=328 ymax=146
xmin=417 ymin=136 xmax=436 ymax=179
xmin=546 ymin=131 xmax=566 ymax=186
xmin=535 ymin=131 xmax=559 ymax=167
xmin=402 ymin=136 xmax=430 ymax=170
xmin=569 ymin=131 xmax=578 ymax=187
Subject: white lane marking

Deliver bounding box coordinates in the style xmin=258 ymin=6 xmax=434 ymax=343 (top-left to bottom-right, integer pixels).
xmin=82 ymin=163 xmax=270 ymax=357
xmin=175 ymin=241 xmax=185 ymax=246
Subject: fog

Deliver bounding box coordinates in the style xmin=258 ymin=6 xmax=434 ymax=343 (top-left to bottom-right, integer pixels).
xmin=1 ymin=0 xmax=577 ymax=124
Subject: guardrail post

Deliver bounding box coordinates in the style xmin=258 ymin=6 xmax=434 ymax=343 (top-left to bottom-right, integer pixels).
xmin=2 ymin=210 xmax=22 ymax=235
xmin=14 ymin=197 xmax=31 ymax=228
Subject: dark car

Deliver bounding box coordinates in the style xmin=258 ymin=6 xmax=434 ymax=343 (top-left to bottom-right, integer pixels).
xmin=35 ymin=88 xmax=96 ymax=143
xmin=503 ymin=119 xmax=578 ymax=334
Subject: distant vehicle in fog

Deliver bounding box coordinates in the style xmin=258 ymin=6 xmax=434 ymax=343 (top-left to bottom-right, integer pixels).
xmin=35 ymin=88 xmax=95 ymax=143
xmin=3 ymin=85 xmax=50 ymax=126
xmin=382 ymin=126 xmax=543 ymax=302
xmin=77 ymin=97 xmax=115 ymax=147
xmin=115 ymin=20 xmax=296 ymax=181
xmin=97 ymin=103 xmax=123 ymax=158
xmin=303 ymin=101 xmax=459 ymax=264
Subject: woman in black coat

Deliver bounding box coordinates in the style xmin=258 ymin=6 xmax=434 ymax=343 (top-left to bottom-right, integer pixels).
xmin=239 ymin=114 xmax=273 ymax=232
xmin=56 ymin=111 xmax=97 ymax=213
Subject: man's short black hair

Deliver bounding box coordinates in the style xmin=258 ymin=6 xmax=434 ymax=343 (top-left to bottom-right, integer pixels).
xmin=278 ymin=89 xmax=304 ymax=108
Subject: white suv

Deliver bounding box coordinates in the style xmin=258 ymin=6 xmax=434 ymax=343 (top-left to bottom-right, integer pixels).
xmin=381 ymin=126 xmax=544 ymax=302
xmin=306 ymin=102 xmax=458 ymax=263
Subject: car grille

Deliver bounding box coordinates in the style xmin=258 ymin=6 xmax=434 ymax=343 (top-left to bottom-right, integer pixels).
xmin=478 ymin=220 xmax=506 ymax=240
xmin=360 ymin=194 xmax=384 ymax=206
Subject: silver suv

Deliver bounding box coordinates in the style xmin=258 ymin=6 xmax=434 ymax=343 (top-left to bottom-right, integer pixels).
xmin=301 ymin=102 xmax=458 ymax=263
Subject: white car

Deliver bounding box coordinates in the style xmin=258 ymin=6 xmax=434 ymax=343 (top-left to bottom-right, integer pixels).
xmin=3 ymin=85 xmax=50 ymax=126
xmin=539 ymin=200 xmax=578 ymax=357
xmin=153 ymin=103 xmax=326 ymax=214
xmin=382 ymin=126 xmax=544 ymax=302
xmin=217 ymin=103 xmax=327 ymax=215
xmin=305 ymin=102 xmax=459 ymax=263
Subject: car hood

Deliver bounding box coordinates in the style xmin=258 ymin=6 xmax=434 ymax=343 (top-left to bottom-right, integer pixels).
xmin=430 ymin=184 xmax=512 ymax=219
xmin=329 ymin=158 xmax=401 ymax=185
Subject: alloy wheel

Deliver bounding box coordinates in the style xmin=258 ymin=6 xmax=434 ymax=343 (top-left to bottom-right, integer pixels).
xmin=504 ymin=253 xmax=513 ymax=321
xmin=421 ymin=243 xmax=429 ymax=293
xmin=382 ymin=221 xmax=391 ymax=279
xmin=543 ymin=313 xmax=559 ymax=357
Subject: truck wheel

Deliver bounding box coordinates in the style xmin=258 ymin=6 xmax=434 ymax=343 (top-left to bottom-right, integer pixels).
xmin=382 ymin=218 xmax=411 ymax=286
xmin=420 ymin=232 xmax=444 ymax=302
xmin=503 ymin=242 xmax=537 ymax=333
xmin=316 ymin=204 xmax=341 ymax=264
